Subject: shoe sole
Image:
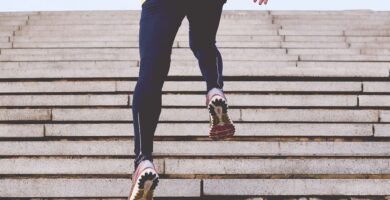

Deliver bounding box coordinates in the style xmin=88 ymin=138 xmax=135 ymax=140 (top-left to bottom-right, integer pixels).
xmin=208 ymin=96 xmax=235 ymax=140
xmin=128 ymin=168 xmax=159 ymax=200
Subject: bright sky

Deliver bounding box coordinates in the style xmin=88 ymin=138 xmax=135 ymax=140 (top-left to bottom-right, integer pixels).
xmin=0 ymin=0 xmax=389 ymax=12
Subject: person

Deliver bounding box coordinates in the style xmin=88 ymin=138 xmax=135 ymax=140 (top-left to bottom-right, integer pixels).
xmin=128 ymin=0 xmax=269 ymax=199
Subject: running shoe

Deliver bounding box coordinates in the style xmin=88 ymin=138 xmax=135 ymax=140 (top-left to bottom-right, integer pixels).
xmin=206 ymin=88 xmax=235 ymax=140
xmin=128 ymin=160 xmax=159 ymax=200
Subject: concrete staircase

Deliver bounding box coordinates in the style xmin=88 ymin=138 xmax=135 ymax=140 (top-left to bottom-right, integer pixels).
xmin=1 ymin=10 xmax=390 ymax=199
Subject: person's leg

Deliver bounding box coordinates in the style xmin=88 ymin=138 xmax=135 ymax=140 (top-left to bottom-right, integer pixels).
xmin=186 ymin=0 xmax=235 ymax=140
xmin=133 ymin=0 xmax=186 ymax=170
xmin=187 ymin=0 xmax=227 ymax=94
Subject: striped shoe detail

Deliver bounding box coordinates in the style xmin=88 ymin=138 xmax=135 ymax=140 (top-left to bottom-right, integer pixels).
xmin=208 ymin=95 xmax=235 ymax=140
xmin=128 ymin=162 xmax=159 ymax=200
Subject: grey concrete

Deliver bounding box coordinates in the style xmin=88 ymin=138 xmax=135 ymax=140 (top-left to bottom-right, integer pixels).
xmin=381 ymin=111 xmax=390 ymax=122
xmin=363 ymin=82 xmax=390 ymax=93
xmin=45 ymin=123 xmax=373 ymax=137
xmin=159 ymin=94 xmax=358 ymax=107
xmin=0 ymin=95 xmax=129 ymax=106
xmin=165 ymin=158 xmax=390 ymax=174
xmin=359 ymin=95 xmax=390 ymax=107
xmin=0 ymin=109 xmax=51 ymax=121
xmin=51 ymin=108 xmax=241 ymax=122
xmin=241 ymin=109 xmax=379 ymax=122
xmin=0 ymin=158 xmax=164 ymax=174
xmin=1 ymin=140 xmax=390 ymax=156
xmin=0 ymin=178 xmax=200 ymax=197
xmin=374 ymin=124 xmax=390 ymax=137
xmin=203 ymin=179 xmax=390 ymax=195
xmin=0 ymin=124 xmax=44 ymax=137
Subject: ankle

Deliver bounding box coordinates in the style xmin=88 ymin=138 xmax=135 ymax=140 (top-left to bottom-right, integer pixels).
xmin=134 ymin=153 xmax=153 ymax=170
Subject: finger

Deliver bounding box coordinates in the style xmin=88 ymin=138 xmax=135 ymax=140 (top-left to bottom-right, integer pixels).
xmin=264 ymin=0 xmax=268 ymax=4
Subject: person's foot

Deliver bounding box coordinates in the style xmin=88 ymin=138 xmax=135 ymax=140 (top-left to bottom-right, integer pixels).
xmin=206 ymin=88 xmax=235 ymax=140
xmin=128 ymin=160 xmax=159 ymax=200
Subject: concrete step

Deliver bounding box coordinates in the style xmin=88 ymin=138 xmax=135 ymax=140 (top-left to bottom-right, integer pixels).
xmin=14 ymin=28 xmax=278 ymax=36
xmin=0 ymin=36 xmax=9 ymax=42
xmin=19 ymin=23 xmax=280 ymax=31
xmin=285 ymin=36 xmax=346 ymax=42
xmin=12 ymin=35 xmax=283 ymax=42
xmin=41 ymin=108 xmax=379 ymax=122
xmin=299 ymin=55 xmax=390 ymax=62
xmin=380 ymin=111 xmax=390 ymax=122
xmin=0 ymin=26 xmax=19 ymax=31
xmin=288 ymin=48 xmax=360 ymax=55
xmin=204 ymin=179 xmax=390 ymax=195
xmin=281 ymin=24 xmax=390 ymax=30
xmin=359 ymin=95 xmax=390 ymax=107
xmin=26 ymin=19 xmax=273 ymax=26
xmin=0 ymin=122 xmax=372 ymax=138
xmin=363 ymin=82 xmax=390 ymax=93
xmin=345 ymin=30 xmax=390 ymax=36
xmin=159 ymin=94 xmax=358 ymax=107
xmin=0 ymin=108 xmax=51 ymax=121
xmin=0 ymin=47 xmax=287 ymax=56
xmin=0 ymin=81 xmax=362 ymax=93
xmin=0 ymin=42 xmax=11 ymax=48
xmin=240 ymin=109 xmax=379 ymax=122
xmin=0 ymin=178 xmax=199 ymax=197
xmin=0 ymin=20 xmax=26 ymax=26
xmin=2 ymin=158 xmax=390 ymax=175
xmin=297 ymin=61 xmax=390 ymax=69
xmin=43 ymin=123 xmax=373 ymax=137
xmin=0 ymin=53 xmax=297 ymax=62
xmin=350 ymin=42 xmax=390 ymax=48
xmin=274 ymin=19 xmax=390 ymax=25
xmin=0 ymin=94 xmax=129 ymax=106
xmin=0 ymin=140 xmax=389 ymax=156
xmin=282 ymin=42 xmax=348 ymax=48
xmin=11 ymin=41 xmax=280 ymax=48
xmin=1 ymin=64 xmax=388 ymax=78
xmin=0 ymin=16 xmax=29 ymax=20
xmin=347 ymin=36 xmax=390 ymax=42
xmin=274 ymin=15 xmax=390 ymax=20
xmin=0 ymin=94 xmax=357 ymax=107
xmin=375 ymin=124 xmax=390 ymax=137
xmin=279 ymin=29 xmax=344 ymax=36
xmin=361 ymin=49 xmax=390 ymax=55
xmin=1 ymin=177 xmax=390 ymax=197
xmin=12 ymin=41 xmax=140 ymax=48
xmin=0 ymin=158 xmax=163 ymax=174
xmin=0 ymin=31 xmax=13 ymax=37
xmin=0 ymin=124 xmax=44 ymax=137
xmin=166 ymin=158 xmax=390 ymax=175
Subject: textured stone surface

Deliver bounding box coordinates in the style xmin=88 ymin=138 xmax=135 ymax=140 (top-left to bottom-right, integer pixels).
xmin=165 ymin=158 xmax=390 ymax=174
xmin=374 ymin=124 xmax=390 ymax=137
xmin=359 ymin=95 xmax=390 ymax=107
xmin=0 ymin=124 xmax=44 ymax=137
xmin=381 ymin=111 xmax=390 ymax=122
xmin=203 ymin=179 xmax=390 ymax=195
xmin=0 ymin=109 xmax=51 ymax=121
xmin=0 ymin=95 xmax=129 ymax=106
xmin=0 ymin=158 xmax=164 ymax=174
xmin=241 ymin=109 xmax=379 ymax=122
xmin=0 ymin=178 xmax=200 ymax=197
xmin=1 ymin=141 xmax=389 ymax=156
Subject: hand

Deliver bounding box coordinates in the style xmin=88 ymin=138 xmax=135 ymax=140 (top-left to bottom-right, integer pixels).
xmin=253 ymin=0 xmax=268 ymax=5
